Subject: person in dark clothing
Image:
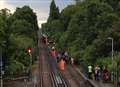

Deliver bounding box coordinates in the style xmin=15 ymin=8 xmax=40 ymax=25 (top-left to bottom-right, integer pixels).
xmin=102 ymin=66 xmax=109 ymax=81
xmin=64 ymin=51 xmax=69 ymax=64
xmin=57 ymin=52 xmax=62 ymax=63
xmin=94 ymin=65 xmax=101 ymax=81
xmin=117 ymin=77 xmax=120 ymax=87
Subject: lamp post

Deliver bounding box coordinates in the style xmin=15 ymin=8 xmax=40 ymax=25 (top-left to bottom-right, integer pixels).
xmin=107 ymin=37 xmax=117 ymax=85
xmin=107 ymin=37 xmax=114 ymax=66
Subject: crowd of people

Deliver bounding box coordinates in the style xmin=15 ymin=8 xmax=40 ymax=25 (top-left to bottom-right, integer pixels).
xmin=41 ymin=35 xmax=73 ymax=65
xmin=50 ymin=46 xmax=74 ymax=72
xmin=88 ymin=65 xmax=110 ymax=82
xmin=42 ymin=36 xmax=110 ymax=81
xmin=50 ymin=46 xmax=74 ymax=64
xmin=41 ymin=36 xmax=120 ymax=87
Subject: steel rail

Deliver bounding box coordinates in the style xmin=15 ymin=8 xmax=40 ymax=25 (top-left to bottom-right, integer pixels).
xmin=59 ymin=72 xmax=69 ymax=87
xmin=38 ymin=41 xmax=44 ymax=87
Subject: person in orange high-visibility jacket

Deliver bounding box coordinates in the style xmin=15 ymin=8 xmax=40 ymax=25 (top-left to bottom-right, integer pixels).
xmin=59 ymin=59 xmax=65 ymax=71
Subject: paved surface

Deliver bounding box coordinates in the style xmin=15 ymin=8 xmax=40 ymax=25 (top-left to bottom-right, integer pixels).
xmin=89 ymin=80 xmax=113 ymax=87
xmin=62 ymin=64 xmax=93 ymax=87
xmin=75 ymin=65 xmax=114 ymax=87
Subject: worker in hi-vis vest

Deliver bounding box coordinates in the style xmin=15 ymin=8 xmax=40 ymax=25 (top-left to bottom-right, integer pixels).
xmin=88 ymin=65 xmax=93 ymax=79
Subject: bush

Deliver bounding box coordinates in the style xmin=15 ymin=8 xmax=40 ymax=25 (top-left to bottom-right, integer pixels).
xmin=96 ymin=57 xmax=112 ymax=70
xmin=7 ymin=60 xmax=25 ymax=76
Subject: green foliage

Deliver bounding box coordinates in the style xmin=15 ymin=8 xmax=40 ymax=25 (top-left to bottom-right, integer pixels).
xmin=9 ymin=34 xmax=34 ymax=49
xmin=96 ymin=57 xmax=112 ymax=69
xmin=13 ymin=6 xmax=38 ymax=30
xmin=0 ymin=6 xmax=38 ymax=77
xmin=10 ymin=20 xmax=34 ymax=38
xmin=48 ymin=0 xmax=60 ymax=22
xmin=43 ymin=0 xmax=120 ymax=74
xmin=0 ymin=16 xmax=5 ymax=42
xmin=8 ymin=60 xmax=25 ymax=75
xmin=61 ymin=5 xmax=80 ymax=30
xmin=11 ymin=6 xmax=38 ymax=45
xmin=0 ymin=9 xmax=10 ymax=44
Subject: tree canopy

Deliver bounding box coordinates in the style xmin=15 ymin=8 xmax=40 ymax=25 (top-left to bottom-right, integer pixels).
xmin=42 ymin=0 xmax=120 ymax=73
xmin=0 ymin=6 xmax=38 ymax=77
xmin=48 ymin=0 xmax=60 ymax=22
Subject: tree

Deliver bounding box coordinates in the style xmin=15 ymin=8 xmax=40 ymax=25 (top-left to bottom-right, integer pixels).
xmin=12 ymin=6 xmax=38 ymax=44
xmin=0 ymin=9 xmax=11 ymax=44
xmin=10 ymin=19 xmax=33 ymax=37
xmin=100 ymin=0 xmax=119 ymax=10
xmin=0 ymin=9 xmax=11 ymax=72
xmin=48 ymin=0 xmax=60 ymax=22
xmin=13 ymin=6 xmax=38 ymax=30
xmin=75 ymin=0 xmax=84 ymax=3
xmin=0 ymin=6 xmax=39 ymax=77
xmin=43 ymin=0 xmax=120 ymax=77
xmin=61 ymin=5 xmax=80 ymax=31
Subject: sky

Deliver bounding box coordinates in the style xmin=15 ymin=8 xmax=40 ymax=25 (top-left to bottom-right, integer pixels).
xmin=0 ymin=0 xmax=75 ymax=28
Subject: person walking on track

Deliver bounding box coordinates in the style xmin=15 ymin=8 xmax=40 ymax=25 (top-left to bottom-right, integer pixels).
xmin=50 ymin=46 xmax=57 ymax=59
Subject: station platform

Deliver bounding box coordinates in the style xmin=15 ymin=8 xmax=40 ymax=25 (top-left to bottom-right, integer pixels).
xmin=89 ymin=80 xmax=113 ymax=87
xmin=75 ymin=66 xmax=114 ymax=87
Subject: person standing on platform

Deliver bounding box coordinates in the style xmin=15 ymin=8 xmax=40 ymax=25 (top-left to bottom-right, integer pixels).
xmin=94 ymin=65 xmax=101 ymax=81
xmin=117 ymin=77 xmax=120 ymax=87
xmin=88 ymin=65 xmax=93 ymax=79
xmin=102 ymin=66 xmax=109 ymax=82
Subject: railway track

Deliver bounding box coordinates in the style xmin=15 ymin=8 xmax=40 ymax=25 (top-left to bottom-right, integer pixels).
xmin=38 ymin=37 xmax=93 ymax=87
xmin=49 ymin=72 xmax=68 ymax=87
xmin=45 ymin=46 xmax=69 ymax=87
xmin=38 ymin=38 xmax=69 ymax=87
xmin=38 ymin=40 xmax=44 ymax=87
